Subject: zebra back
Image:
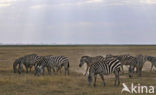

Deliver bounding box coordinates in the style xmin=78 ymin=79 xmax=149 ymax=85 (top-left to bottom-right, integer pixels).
xmin=80 ymin=56 xmax=105 ymax=67
xmin=22 ymin=54 xmax=39 ymax=67
xmin=89 ymin=58 xmax=121 ymax=75
xmin=38 ymin=55 xmax=69 ymax=68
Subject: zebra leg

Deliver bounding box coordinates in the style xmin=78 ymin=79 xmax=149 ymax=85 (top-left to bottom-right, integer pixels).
xmin=114 ymin=70 xmax=120 ymax=86
xmin=67 ymin=67 xmax=69 ymax=75
xmin=100 ymin=74 xmax=105 ymax=86
xmin=84 ymin=66 xmax=89 ymax=76
xmin=64 ymin=62 xmax=70 ymax=75
xmin=47 ymin=67 xmax=51 ymax=75
xmin=30 ymin=67 xmax=32 ymax=72
xmin=117 ymin=70 xmax=120 ymax=86
xmin=65 ymin=68 xmax=67 ymax=76
xmin=52 ymin=67 xmax=56 ymax=75
xmin=64 ymin=66 xmax=70 ymax=76
xmin=93 ymin=74 xmax=97 ymax=87
xmin=150 ymin=63 xmax=154 ymax=72
xmin=26 ymin=66 xmax=28 ymax=73
xmin=42 ymin=67 xmax=45 ymax=75
xmin=59 ymin=69 xmax=62 ymax=74
xmin=154 ymin=64 xmax=156 ymax=72
xmin=121 ymin=65 xmax=124 ymax=74
xmin=137 ymin=66 xmax=142 ymax=77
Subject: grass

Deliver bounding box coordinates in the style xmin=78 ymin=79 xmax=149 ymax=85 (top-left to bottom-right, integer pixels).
xmin=0 ymin=45 xmax=156 ymax=95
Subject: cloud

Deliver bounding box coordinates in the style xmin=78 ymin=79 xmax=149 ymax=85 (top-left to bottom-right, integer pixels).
xmin=29 ymin=0 xmax=156 ymax=10
xmin=0 ymin=0 xmax=16 ymax=7
xmin=140 ymin=0 xmax=156 ymax=4
xmin=0 ymin=3 xmax=11 ymax=7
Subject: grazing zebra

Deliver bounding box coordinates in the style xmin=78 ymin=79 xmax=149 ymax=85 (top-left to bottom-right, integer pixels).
xmin=13 ymin=54 xmax=41 ymax=74
xmin=106 ymin=54 xmax=137 ymax=74
xmin=88 ymin=58 xmax=121 ymax=87
xmin=128 ymin=57 xmax=139 ymax=78
xmin=135 ymin=54 xmax=146 ymax=76
xmin=79 ymin=56 xmax=105 ymax=76
xmin=22 ymin=54 xmax=41 ymax=73
xmin=13 ymin=57 xmax=24 ymax=74
xmin=145 ymin=56 xmax=156 ymax=72
xmin=35 ymin=55 xmax=70 ymax=76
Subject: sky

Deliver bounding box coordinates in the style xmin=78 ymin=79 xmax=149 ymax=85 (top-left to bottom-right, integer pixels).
xmin=0 ymin=0 xmax=156 ymax=44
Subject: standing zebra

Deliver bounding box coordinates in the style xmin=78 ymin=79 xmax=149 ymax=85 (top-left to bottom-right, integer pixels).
xmin=35 ymin=55 xmax=70 ymax=76
xmin=106 ymin=54 xmax=137 ymax=74
xmin=79 ymin=56 xmax=105 ymax=76
xmin=88 ymin=58 xmax=121 ymax=87
xmin=145 ymin=56 xmax=156 ymax=72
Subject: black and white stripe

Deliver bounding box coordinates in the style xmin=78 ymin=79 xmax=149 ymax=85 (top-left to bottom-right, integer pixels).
xmin=106 ymin=54 xmax=137 ymax=75
xmin=88 ymin=58 xmax=121 ymax=87
xmin=35 ymin=55 xmax=70 ymax=76
xmin=79 ymin=56 xmax=105 ymax=76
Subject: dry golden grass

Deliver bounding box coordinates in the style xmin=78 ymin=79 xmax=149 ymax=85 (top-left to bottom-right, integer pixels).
xmin=0 ymin=45 xmax=156 ymax=95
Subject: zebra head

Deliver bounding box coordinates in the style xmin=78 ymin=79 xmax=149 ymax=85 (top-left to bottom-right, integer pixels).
xmin=145 ymin=56 xmax=153 ymax=62
xmin=128 ymin=65 xmax=135 ymax=78
xmin=34 ymin=65 xmax=44 ymax=76
xmin=79 ymin=56 xmax=90 ymax=67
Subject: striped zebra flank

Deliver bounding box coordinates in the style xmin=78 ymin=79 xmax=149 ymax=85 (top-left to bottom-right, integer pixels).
xmin=79 ymin=56 xmax=105 ymax=76
xmin=106 ymin=54 xmax=137 ymax=75
xmin=88 ymin=58 xmax=121 ymax=87
xmin=35 ymin=55 xmax=70 ymax=76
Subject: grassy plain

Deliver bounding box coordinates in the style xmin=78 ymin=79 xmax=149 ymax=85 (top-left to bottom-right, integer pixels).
xmin=0 ymin=45 xmax=156 ymax=95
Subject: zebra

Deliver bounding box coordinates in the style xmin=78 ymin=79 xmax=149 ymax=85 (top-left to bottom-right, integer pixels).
xmin=106 ymin=54 xmax=137 ymax=74
xmin=128 ymin=56 xmax=140 ymax=78
xmin=34 ymin=55 xmax=70 ymax=76
xmin=13 ymin=54 xmax=41 ymax=74
xmin=144 ymin=56 xmax=156 ymax=72
xmin=79 ymin=56 xmax=105 ymax=76
xmin=135 ymin=54 xmax=146 ymax=76
xmin=21 ymin=54 xmax=42 ymax=73
xmin=13 ymin=57 xmax=24 ymax=74
xmin=88 ymin=58 xmax=121 ymax=87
